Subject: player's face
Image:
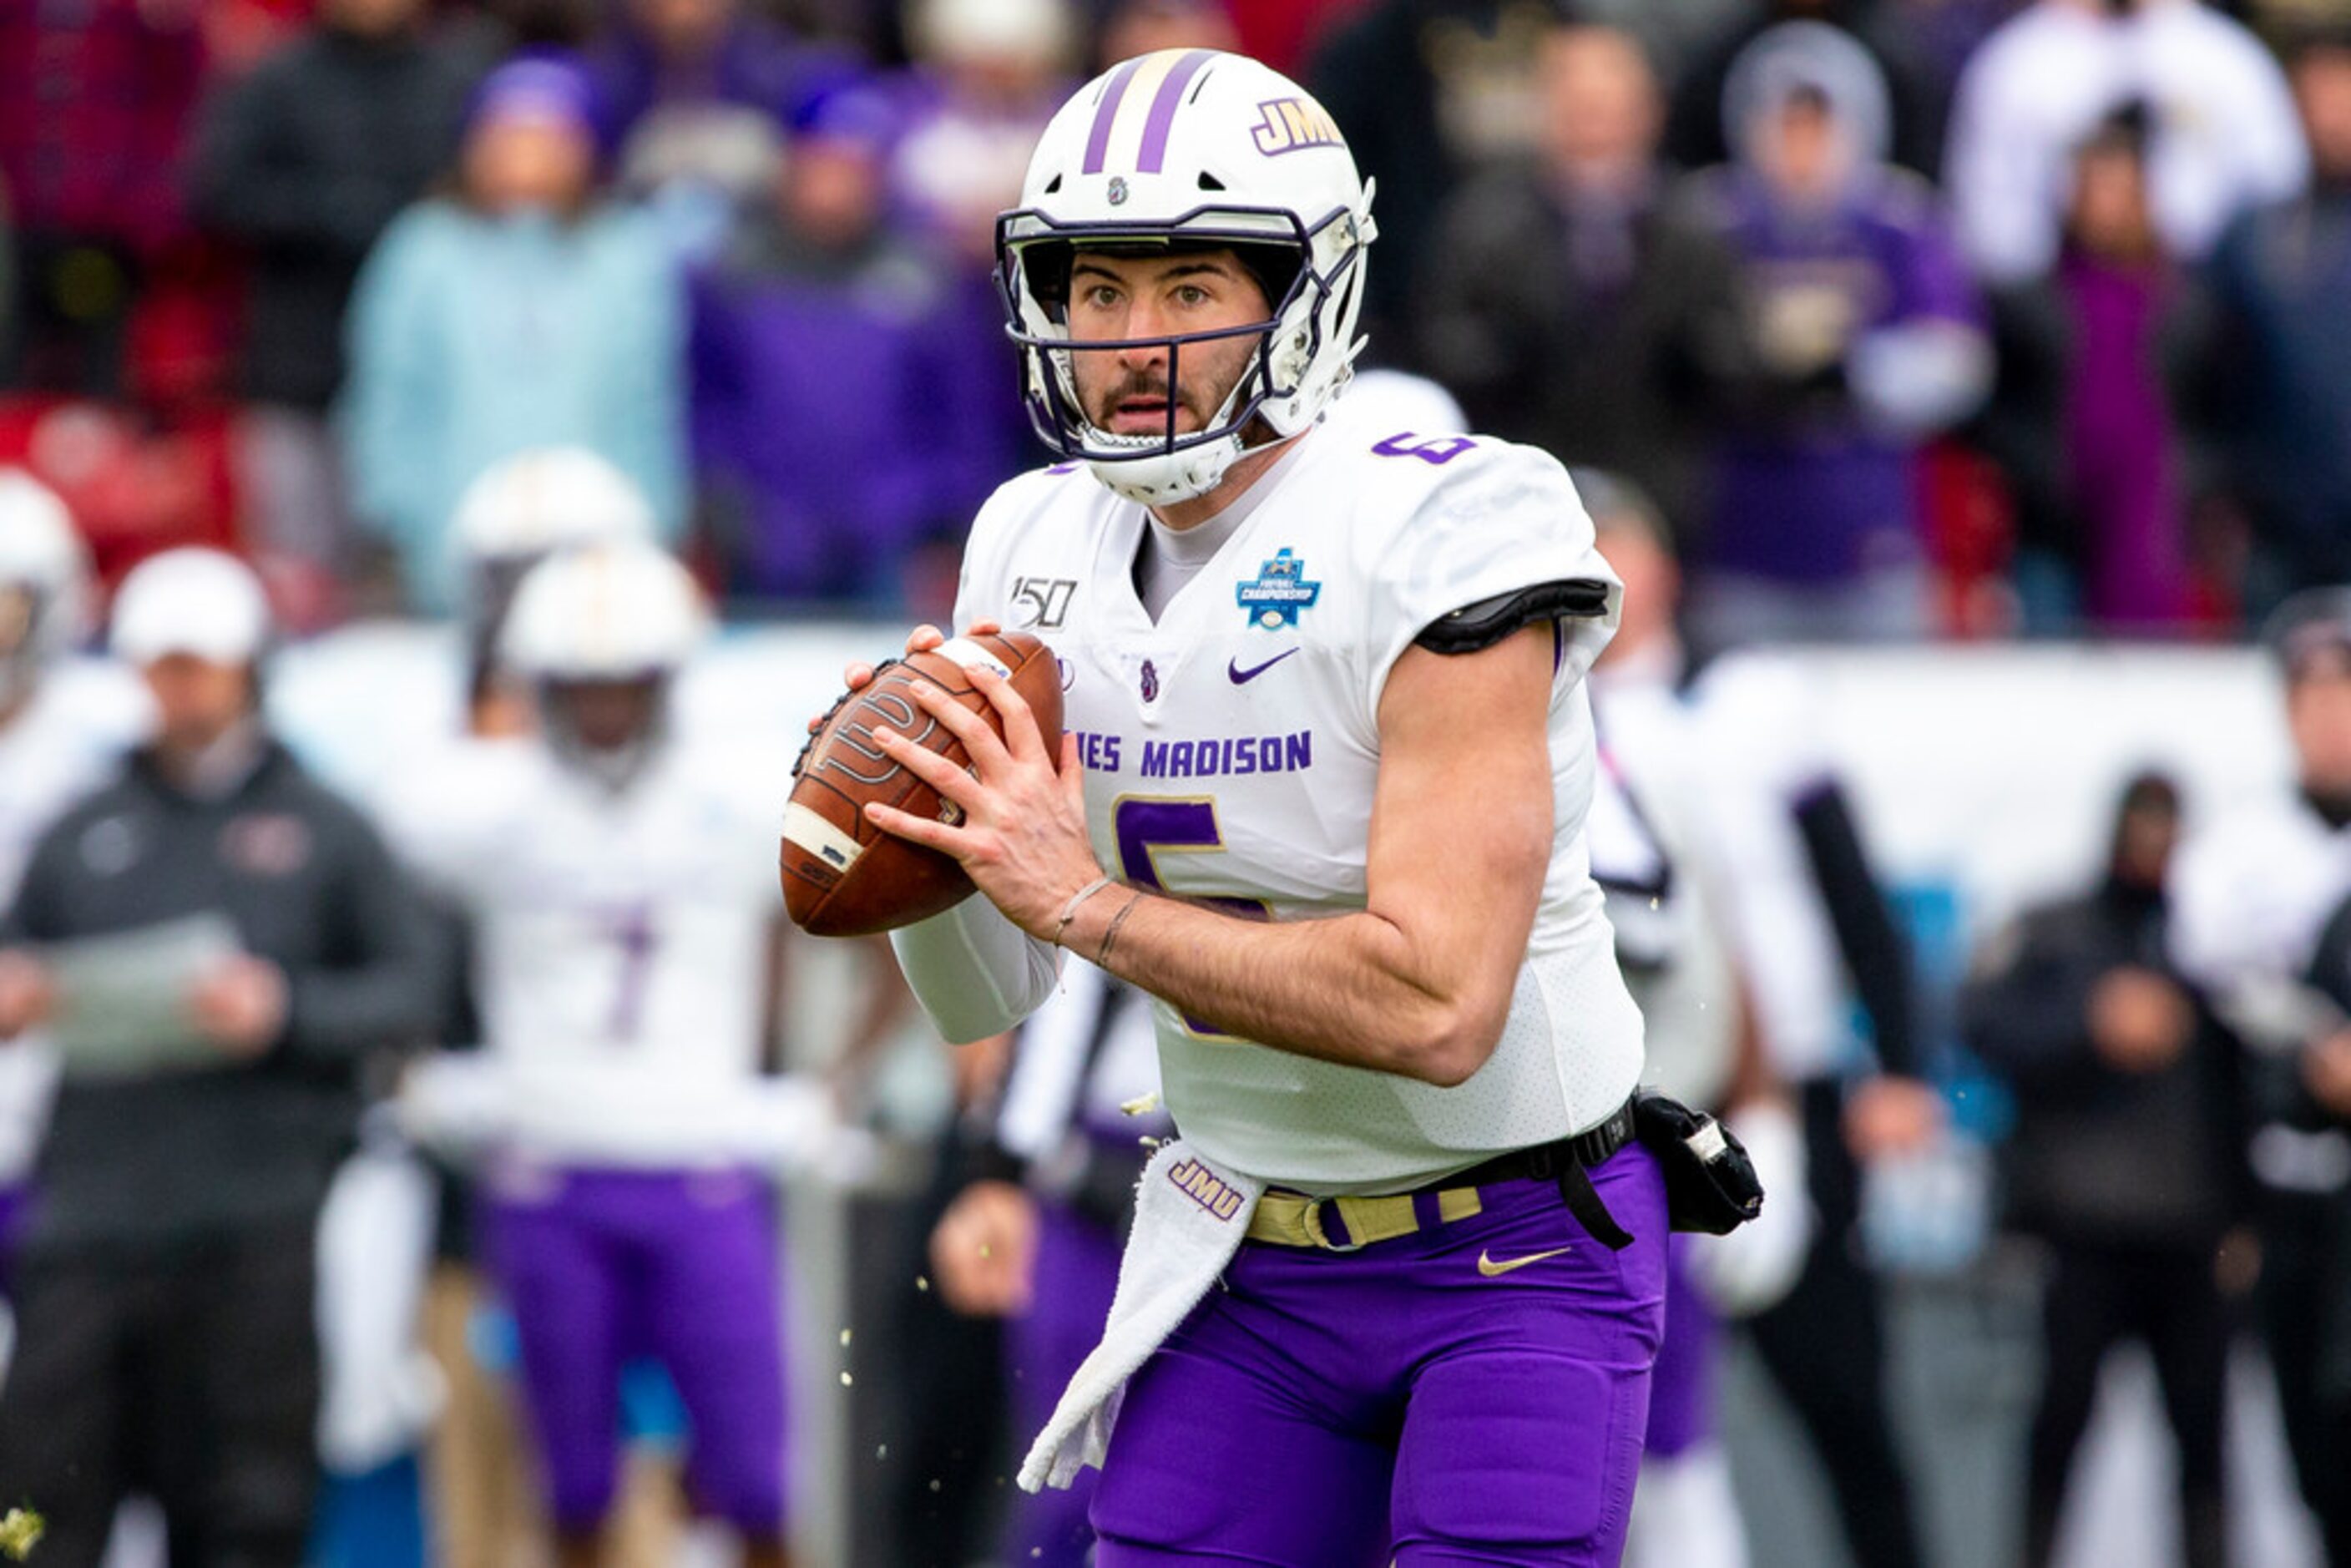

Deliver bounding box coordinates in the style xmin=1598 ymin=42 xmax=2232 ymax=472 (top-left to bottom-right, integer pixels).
xmin=1064 ymin=250 xmax=1272 ymax=439
xmin=545 ymin=677 xmax=663 ymax=755
xmin=2290 ymin=658 xmax=2351 ymax=793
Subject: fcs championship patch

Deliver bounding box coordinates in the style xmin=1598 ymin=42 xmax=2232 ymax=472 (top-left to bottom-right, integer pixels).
xmin=1238 ymin=549 xmax=1322 ymax=630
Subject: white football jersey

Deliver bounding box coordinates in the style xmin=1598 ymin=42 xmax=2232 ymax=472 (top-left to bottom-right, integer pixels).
xmin=1685 ymin=655 xmax=1860 ymax=1082
xmin=1590 ymin=672 xmax=1742 ymax=1111
xmin=2171 ymin=790 xmax=2351 ymax=1024
xmin=955 ymin=426 xmax=1645 ymax=1192
xmin=0 ymin=661 xmax=146 ymax=1182
xmin=381 ymin=736 xmax=781 ymax=1167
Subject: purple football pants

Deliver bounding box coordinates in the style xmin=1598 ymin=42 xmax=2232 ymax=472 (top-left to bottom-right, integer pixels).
xmin=482 ymin=1166 xmax=790 ymax=1535
xmin=1090 ymin=1142 xmax=1668 ymax=1565
xmin=1643 ymin=1237 xmax=1716 ymax=1459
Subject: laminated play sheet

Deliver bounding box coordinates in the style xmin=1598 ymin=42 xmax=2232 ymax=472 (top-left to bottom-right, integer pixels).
xmin=42 ymin=913 xmax=241 ymax=1078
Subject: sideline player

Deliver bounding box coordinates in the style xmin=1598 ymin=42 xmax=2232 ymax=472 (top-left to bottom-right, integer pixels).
xmin=928 ymin=959 xmax=1168 ymax=1566
xmin=2170 ymin=590 xmax=2351 ymax=1561
xmin=381 ymin=541 xmax=887 ymax=1568
xmin=0 ymin=476 xmax=143 ymax=1282
xmin=837 ymin=49 xmax=1665 ymax=1565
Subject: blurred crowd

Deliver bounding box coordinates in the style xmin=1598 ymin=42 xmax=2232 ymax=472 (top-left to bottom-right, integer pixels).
xmin=20 ymin=0 xmax=2351 ymax=642
xmin=6 ymin=1 xmax=2351 ymax=1567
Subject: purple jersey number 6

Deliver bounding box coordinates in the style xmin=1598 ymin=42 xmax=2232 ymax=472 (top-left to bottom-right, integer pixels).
xmin=1372 ymin=432 xmax=1476 ymax=465
xmin=1113 ymin=797 xmax=1267 ymax=1038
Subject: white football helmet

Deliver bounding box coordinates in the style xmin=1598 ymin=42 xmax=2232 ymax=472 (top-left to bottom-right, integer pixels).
xmin=0 ymin=470 xmax=90 ymax=702
xmin=499 ymin=541 xmax=709 ymax=785
xmin=996 ymin=48 xmax=1376 ymax=505
xmin=451 ymin=448 xmax=659 ymax=567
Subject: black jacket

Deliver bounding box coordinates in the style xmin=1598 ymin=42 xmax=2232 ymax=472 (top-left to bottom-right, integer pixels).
xmin=1962 ymin=881 xmax=2243 ymax=1248
xmin=2 ymin=741 xmax=439 ymax=1250
xmin=189 ymin=23 xmax=486 ymax=410
xmin=1416 ymin=164 xmax=1747 ymax=555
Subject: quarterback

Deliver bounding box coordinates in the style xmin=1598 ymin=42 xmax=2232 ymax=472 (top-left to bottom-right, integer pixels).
xmin=862 ymin=49 xmax=1664 ymax=1565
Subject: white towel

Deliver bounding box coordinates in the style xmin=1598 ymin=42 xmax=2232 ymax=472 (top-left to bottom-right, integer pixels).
xmin=1018 ymin=1138 xmax=1264 ymax=1493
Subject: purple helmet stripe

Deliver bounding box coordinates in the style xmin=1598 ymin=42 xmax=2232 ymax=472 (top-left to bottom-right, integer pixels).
xmin=1082 ymin=57 xmax=1146 ymax=175
xmin=1135 ymin=49 xmax=1216 ymax=174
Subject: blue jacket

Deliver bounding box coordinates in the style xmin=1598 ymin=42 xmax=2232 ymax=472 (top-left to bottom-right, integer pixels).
xmin=339 ymin=199 xmax=686 ymax=611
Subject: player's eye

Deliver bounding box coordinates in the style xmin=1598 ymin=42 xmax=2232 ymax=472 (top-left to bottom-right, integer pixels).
xmin=1081 ymin=284 xmax=1121 ymax=310
xmin=1174 ymin=284 xmax=1211 ymax=307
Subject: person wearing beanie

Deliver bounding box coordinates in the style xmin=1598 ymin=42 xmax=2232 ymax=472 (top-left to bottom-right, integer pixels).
xmin=340 ymin=53 xmax=687 ymax=615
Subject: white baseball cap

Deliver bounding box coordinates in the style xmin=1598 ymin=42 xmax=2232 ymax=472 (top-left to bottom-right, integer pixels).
xmin=110 ymin=549 xmax=273 ymax=667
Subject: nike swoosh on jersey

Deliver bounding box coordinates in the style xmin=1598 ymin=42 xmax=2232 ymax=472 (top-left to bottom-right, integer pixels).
xmin=1476 ymin=1246 xmax=1573 ymax=1277
xmin=1227 ymin=649 xmax=1299 ymax=685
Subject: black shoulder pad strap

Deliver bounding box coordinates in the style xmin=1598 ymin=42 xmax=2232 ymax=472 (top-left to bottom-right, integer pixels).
xmin=1413 ymin=579 xmax=1612 ymax=656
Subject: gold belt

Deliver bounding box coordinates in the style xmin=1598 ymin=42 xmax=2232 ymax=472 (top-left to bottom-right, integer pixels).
xmin=1244 ymin=1184 xmax=1486 ymax=1252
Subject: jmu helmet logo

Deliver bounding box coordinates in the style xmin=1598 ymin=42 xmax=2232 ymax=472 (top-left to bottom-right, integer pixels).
xmin=1251 ymin=97 xmax=1344 ymax=157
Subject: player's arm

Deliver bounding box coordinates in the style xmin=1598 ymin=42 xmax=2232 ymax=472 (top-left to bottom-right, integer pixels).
xmin=867 ymin=625 xmax=1556 ymax=1086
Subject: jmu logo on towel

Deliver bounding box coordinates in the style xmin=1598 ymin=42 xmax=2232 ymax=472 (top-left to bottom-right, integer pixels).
xmin=1166 ymin=1157 xmax=1246 ymax=1221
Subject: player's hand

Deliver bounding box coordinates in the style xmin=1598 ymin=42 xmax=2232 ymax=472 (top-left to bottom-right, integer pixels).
xmin=2087 ymin=967 xmax=2195 ymax=1073
xmin=2303 ymin=1029 xmax=2351 ymax=1119
xmin=811 ymin=620 xmax=1003 ymax=734
xmin=1843 ymin=1073 xmax=1944 ymax=1162
xmin=862 ymin=656 xmax=1103 ymax=941
xmin=928 ymin=1178 xmax=1039 ymax=1317
xmin=188 ymin=956 xmax=289 ymax=1058
xmin=0 ymin=953 xmax=53 ymax=1040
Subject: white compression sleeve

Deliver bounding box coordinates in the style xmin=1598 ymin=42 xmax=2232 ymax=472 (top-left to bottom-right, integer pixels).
xmin=889 ymin=894 xmax=1063 ymax=1044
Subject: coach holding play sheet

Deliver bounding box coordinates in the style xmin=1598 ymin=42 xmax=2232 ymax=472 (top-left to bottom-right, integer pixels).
xmin=0 ymin=548 xmax=438 ymax=1568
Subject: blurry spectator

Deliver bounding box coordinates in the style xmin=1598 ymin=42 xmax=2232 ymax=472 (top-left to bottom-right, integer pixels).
xmin=1684 ymin=22 xmax=1988 ymax=650
xmin=889 ymin=0 xmax=1076 ymax=268
xmin=2171 ymin=591 xmax=2351 ymax=1565
xmin=0 ymin=548 xmax=438 ymax=1566
xmin=2192 ymin=24 xmax=2351 ymax=618
xmin=190 ymin=0 xmax=488 ymax=616
xmin=1974 ymin=104 xmax=2207 ymax=633
xmin=1307 ymin=0 xmax=1561 ymax=357
xmin=0 ymin=0 xmax=205 ymax=394
xmin=588 ymin=0 xmax=853 ymax=265
xmin=690 ymin=86 xmax=983 ymax=609
xmin=1418 ymin=18 xmax=1746 ymax=558
xmin=379 ymin=541 xmax=897 ymax=1568
xmin=1664 ymin=0 xmax=1944 ymax=178
xmin=929 ymin=960 xmax=1167 ymax=1568
xmin=1095 ymin=0 xmax=1240 ymax=68
xmin=341 ymin=53 xmax=686 ymax=614
xmin=1943 ymin=0 xmax=2305 ymax=286
xmin=1965 ymin=771 xmax=2242 ymax=1568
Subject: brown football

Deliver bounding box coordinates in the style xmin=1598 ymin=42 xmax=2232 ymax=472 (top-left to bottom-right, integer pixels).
xmin=781 ymin=630 xmax=1064 ymax=938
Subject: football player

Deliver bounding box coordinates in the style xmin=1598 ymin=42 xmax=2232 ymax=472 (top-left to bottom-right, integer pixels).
xmin=0 ymin=474 xmax=143 ymax=1280
xmin=446 ymin=446 xmax=660 ymax=737
xmin=380 ymin=541 xmax=889 ymax=1568
xmin=928 ymin=958 xmax=1168 ymax=1566
xmin=2170 ymin=590 xmax=2351 ymax=1563
xmin=840 ymin=49 xmax=1666 ymax=1565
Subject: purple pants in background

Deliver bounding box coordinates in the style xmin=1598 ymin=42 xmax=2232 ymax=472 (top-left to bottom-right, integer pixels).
xmin=482 ymin=1166 xmax=790 ymax=1535
xmin=1004 ymin=1200 xmax=1125 ymax=1567
xmin=1090 ymin=1144 xmax=1669 ymax=1566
